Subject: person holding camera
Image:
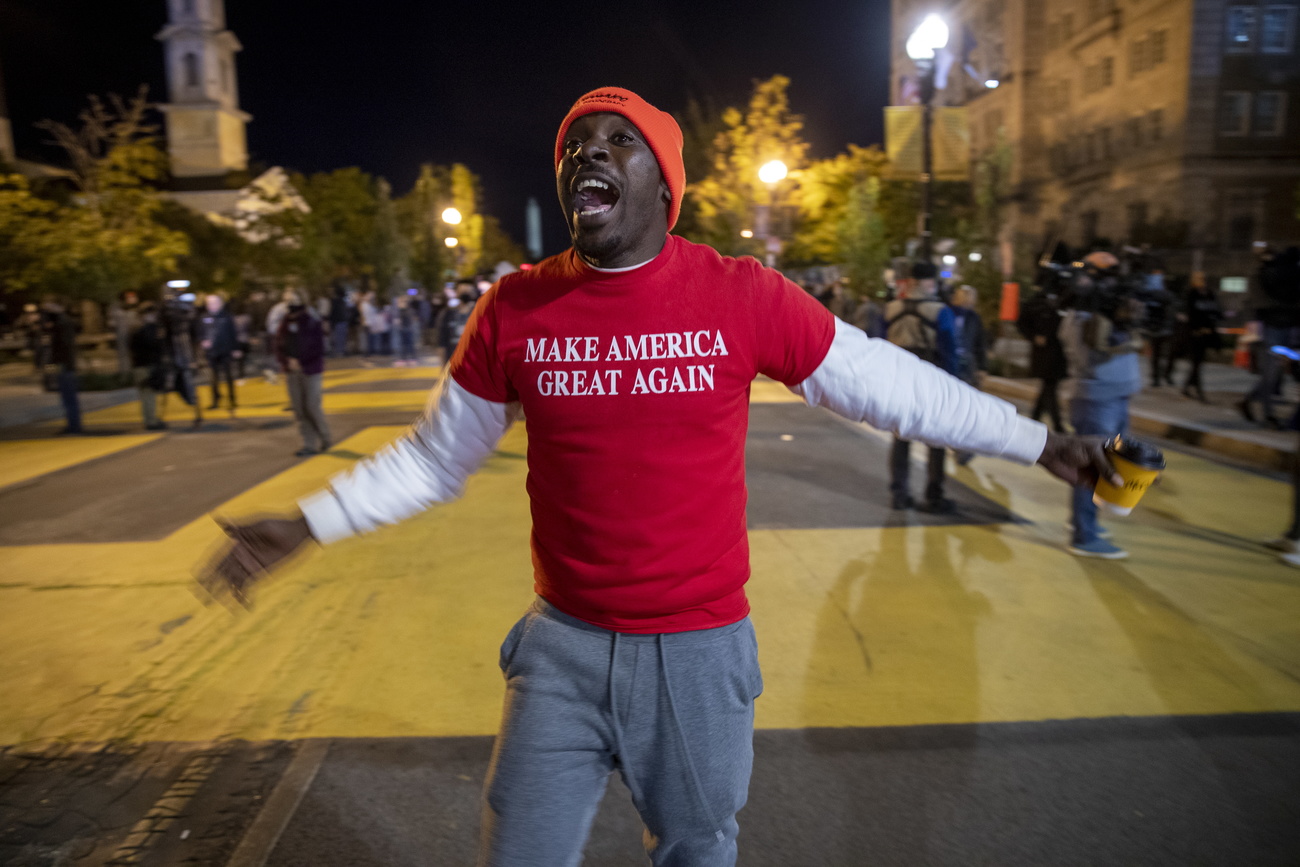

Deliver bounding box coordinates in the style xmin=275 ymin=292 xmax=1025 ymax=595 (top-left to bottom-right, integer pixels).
xmin=1060 ymin=252 xmax=1144 ymax=559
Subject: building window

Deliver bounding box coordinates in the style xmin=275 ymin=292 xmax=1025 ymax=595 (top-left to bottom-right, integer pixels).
xmin=1127 ymin=116 xmax=1144 ymax=147
xmin=1227 ymin=6 xmax=1258 ymax=52
xmin=1101 ymin=56 xmax=1114 ymax=87
xmin=1255 ymin=91 xmax=1287 ymax=134
xmin=1262 ymin=6 xmax=1297 ymax=53
xmin=1100 ymin=126 xmax=1113 ymax=157
xmin=182 ymin=52 xmax=200 ymax=88
xmin=1219 ymin=92 xmax=1251 ymax=134
xmin=1063 ymin=13 xmax=1075 ymax=39
xmin=1151 ymin=29 xmax=1167 ymax=63
xmin=221 ymin=58 xmax=232 ymax=95
xmin=1149 ymin=108 xmax=1165 ymax=141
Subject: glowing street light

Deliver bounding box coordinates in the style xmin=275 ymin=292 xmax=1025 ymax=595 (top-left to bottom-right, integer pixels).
xmin=441 ymin=207 xmax=463 ymax=225
xmin=758 ymin=160 xmax=788 ymax=185
xmin=969 ymin=251 xmax=983 ymax=262
xmin=905 ymin=13 xmax=949 ymax=61
xmin=740 ymin=229 xmax=754 ymax=239
xmin=445 ymin=236 xmax=459 ymax=248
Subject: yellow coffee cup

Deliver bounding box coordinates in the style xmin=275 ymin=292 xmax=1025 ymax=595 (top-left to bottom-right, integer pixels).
xmin=1093 ymin=434 xmax=1165 ymax=515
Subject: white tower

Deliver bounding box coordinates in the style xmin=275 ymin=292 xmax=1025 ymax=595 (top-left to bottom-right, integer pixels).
xmin=155 ymin=0 xmax=251 ymax=178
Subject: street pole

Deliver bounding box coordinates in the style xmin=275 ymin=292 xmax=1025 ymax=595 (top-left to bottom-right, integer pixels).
xmin=919 ymin=58 xmax=935 ymax=268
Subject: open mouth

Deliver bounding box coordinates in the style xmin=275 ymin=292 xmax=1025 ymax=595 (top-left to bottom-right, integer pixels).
xmin=573 ymin=176 xmax=620 ymax=218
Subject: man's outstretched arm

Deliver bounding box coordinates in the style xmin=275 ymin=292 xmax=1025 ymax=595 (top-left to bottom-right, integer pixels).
xmin=791 ymin=318 xmax=1119 ymax=487
xmin=197 ymin=377 xmax=517 ymax=605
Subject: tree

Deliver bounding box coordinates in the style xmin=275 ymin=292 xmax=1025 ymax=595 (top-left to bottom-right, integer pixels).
xmin=686 ymin=76 xmax=810 ymax=257
xmin=17 ymin=89 xmax=189 ymax=302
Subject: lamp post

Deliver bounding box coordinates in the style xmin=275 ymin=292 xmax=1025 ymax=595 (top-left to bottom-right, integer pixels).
xmin=757 ymin=159 xmax=788 ymax=268
xmin=906 ymin=13 xmax=949 ymax=269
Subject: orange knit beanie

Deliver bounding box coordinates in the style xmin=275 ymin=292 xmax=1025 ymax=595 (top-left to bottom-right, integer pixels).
xmin=554 ymin=87 xmax=686 ymax=231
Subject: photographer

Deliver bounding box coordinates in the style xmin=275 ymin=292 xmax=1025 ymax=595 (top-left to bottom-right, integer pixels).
xmin=1060 ymin=252 xmax=1144 ymax=559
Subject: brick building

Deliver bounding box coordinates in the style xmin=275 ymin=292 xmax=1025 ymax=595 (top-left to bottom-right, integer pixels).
xmin=891 ymin=0 xmax=1300 ymax=294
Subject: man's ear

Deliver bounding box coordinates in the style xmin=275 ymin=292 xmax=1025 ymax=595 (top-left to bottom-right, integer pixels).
xmin=660 ymin=179 xmax=671 ymax=205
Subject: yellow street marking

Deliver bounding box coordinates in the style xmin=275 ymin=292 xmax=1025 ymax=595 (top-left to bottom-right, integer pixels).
xmin=1 ymin=400 xmax=1298 ymax=746
xmin=0 ymin=434 xmax=161 ymax=491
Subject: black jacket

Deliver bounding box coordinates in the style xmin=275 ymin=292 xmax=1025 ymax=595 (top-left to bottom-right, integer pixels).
xmin=196 ymin=308 xmax=238 ymax=358
xmin=1017 ymin=292 xmax=1069 ymax=380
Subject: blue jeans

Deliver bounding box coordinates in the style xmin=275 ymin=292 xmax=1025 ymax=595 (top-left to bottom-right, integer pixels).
xmin=332 ymin=322 xmax=350 ymax=357
xmin=1070 ymin=396 xmax=1129 ymax=545
xmin=58 ymin=370 xmax=82 ymax=432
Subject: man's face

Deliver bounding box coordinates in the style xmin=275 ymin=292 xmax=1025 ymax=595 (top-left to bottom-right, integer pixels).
xmin=556 ymin=112 xmax=670 ymax=266
xmin=205 ymin=295 xmax=223 ymax=313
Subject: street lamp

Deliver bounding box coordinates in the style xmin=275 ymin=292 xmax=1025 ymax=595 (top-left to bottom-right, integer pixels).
xmin=757 ymin=160 xmax=788 ymax=267
xmin=445 ymin=236 xmax=459 ymax=248
xmin=442 ymin=207 xmax=462 ymax=226
xmin=906 ymin=13 xmax=949 ymax=269
xmin=758 ymin=160 xmax=788 ymax=185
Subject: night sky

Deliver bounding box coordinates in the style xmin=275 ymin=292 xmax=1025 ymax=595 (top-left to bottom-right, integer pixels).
xmin=0 ymin=0 xmax=893 ymax=255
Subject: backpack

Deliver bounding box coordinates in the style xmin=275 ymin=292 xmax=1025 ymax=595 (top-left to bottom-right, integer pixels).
xmin=887 ymin=298 xmax=939 ymax=362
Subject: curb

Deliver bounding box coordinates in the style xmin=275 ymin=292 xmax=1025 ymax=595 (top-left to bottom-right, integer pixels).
xmin=983 ymin=377 xmax=1296 ymax=473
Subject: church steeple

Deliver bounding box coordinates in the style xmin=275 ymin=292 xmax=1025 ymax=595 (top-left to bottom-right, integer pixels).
xmin=156 ymin=0 xmax=251 ymax=179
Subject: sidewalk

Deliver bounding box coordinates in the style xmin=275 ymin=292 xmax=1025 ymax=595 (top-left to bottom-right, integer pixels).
xmin=985 ymin=357 xmax=1297 ymax=472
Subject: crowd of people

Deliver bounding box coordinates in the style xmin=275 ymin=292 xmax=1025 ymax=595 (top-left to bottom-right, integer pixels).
xmin=7 ymin=277 xmax=494 ymax=456
xmin=791 ymin=242 xmax=1300 ymax=562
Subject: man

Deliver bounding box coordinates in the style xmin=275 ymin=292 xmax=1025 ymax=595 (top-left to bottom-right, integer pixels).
xmin=129 ymin=303 xmax=168 ymax=431
xmin=200 ymin=87 xmax=1116 ymax=867
xmin=1240 ymin=245 xmax=1300 ymax=427
xmin=276 ymin=291 xmax=331 ymax=457
xmin=1017 ymin=282 xmax=1069 ymax=433
xmin=937 ymin=285 xmax=988 ymax=467
xmin=1059 ymin=253 xmax=1143 ymax=560
xmin=197 ymin=293 xmax=240 ymax=411
xmin=883 ymin=266 xmax=955 ymax=511
xmin=42 ymin=299 xmax=81 ymax=435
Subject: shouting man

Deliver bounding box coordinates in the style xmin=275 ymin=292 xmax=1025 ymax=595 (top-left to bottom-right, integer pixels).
xmin=201 ymin=88 xmax=1116 ymax=867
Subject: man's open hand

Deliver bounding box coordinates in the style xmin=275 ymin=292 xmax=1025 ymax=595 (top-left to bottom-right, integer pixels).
xmin=1037 ymin=431 xmax=1123 ymax=488
xmin=195 ymin=512 xmax=315 ymax=608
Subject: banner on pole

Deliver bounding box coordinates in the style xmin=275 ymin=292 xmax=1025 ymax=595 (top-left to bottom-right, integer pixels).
xmin=884 ymin=106 xmax=970 ymax=181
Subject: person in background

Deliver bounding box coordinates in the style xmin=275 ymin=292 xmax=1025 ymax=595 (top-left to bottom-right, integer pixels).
xmin=110 ymin=290 xmax=140 ymax=376
xmin=42 ymin=299 xmax=81 ymax=435
xmin=938 ymin=285 xmax=989 ymax=466
xmin=129 ymin=303 xmax=168 ymax=431
xmin=197 ymin=293 xmax=240 ymax=411
xmin=361 ymin=290 xmax=390 ymax=359
xmin=884 ymin=265 xmax=956 ymax=512
xmin=1017 ymin=283 xmax=1069 ymax=433
xmin=392 ymin=295 xmax=420 ymax=367
xmin=232 ymin=304 xmax=252 ymax=384
xmin=1140 ymin=270 xmax=1177 ymax=388
xmin=1240 ymin=246 xmax=1300 ymax=427
xmin=1060 ymin=254 xmax=1144 ymax=559
xmin=328 ymin=283 xmax=353 ymax=358
xmin=277 ymin=291 xmax=332 ymax=457
xmin=1179 ymin=274 xmax=1222 ymax=403
xmin=263 ymin=289 xmax=295 ymax=385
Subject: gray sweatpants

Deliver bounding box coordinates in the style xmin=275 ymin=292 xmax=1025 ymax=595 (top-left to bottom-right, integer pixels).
xmin=286 ymin=369 xmax=331 ymax=451
xmin=481 ymin=598 xmax=763 ymax=867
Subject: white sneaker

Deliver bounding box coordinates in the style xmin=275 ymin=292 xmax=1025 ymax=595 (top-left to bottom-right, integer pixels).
xmin=1264 ymin=537 xmax=1300 ymax=554
xmin=1281 ymin=552 xmax=1300 ymax=568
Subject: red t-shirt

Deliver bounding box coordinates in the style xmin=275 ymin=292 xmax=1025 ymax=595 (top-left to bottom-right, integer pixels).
xmin=449 ymin=234 xmax=835 ymax=632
